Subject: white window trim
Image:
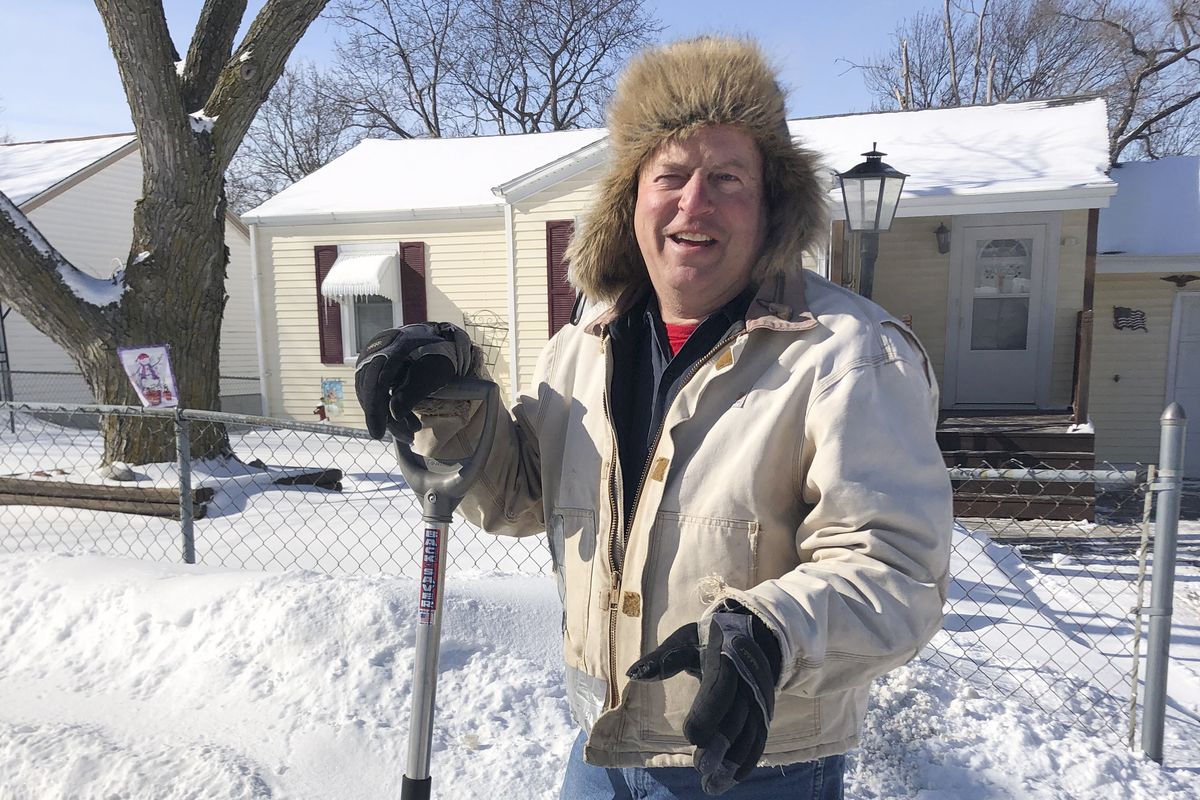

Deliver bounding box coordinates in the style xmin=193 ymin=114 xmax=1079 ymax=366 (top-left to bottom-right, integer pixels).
xmin=333 ymin=243 xmax=403 ymax=364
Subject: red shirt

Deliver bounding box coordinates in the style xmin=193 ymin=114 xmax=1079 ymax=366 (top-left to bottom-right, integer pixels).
xmin=663 ymin=322 xmax=700 ymax=356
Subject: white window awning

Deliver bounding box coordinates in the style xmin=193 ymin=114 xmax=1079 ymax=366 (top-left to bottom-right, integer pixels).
xmin=320 ymin=252 xmax=400 ymax=304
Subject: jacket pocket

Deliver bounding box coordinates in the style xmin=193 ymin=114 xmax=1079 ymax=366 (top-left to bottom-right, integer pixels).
xmin=638 ymin=512 xmax=758 ymax=744
xmin=548 ymin=507 xmax=597 ymax=665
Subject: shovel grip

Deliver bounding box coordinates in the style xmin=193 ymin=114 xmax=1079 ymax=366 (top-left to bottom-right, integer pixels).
xmin=393 ymin=379 xmax=499 ymax=509
xmin=401 ymin=776 xmax=431 ymax=800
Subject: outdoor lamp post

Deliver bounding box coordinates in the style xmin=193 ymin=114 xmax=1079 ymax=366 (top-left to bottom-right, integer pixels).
xmin=837 ymin=144 xmax=907 ymax=299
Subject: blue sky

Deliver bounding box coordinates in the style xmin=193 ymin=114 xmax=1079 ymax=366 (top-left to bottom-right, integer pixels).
xmin=0 ymin=0 xmax=932 ymax=141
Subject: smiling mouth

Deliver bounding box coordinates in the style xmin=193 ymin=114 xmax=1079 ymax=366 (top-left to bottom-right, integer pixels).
xmin=669 ymin=232 xmax=716 ymax=246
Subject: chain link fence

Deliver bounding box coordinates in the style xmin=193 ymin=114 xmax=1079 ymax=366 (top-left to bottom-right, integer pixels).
xmin=0 ymin=400 xmax=1194 ymax=750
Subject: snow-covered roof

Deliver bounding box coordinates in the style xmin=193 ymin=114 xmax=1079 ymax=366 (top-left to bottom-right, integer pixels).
xmin=1097 ymin=156 xmax=1200 ymax=257
xmin=243 ymin=97 xmax=1115 ymax=226
xmin=243 ymin=128 xmax=608 ymax=224
xmin=0 ymin=133 xmax=137 ymax=206
xmin=793 ymin=97 xmax=1116 ymax=217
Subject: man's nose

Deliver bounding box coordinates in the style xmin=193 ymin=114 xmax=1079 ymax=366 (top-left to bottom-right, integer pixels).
xmin=677 ymin=172 xmax=714 ymax=215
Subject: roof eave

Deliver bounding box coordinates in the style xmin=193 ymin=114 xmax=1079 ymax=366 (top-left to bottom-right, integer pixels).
xmin=1097 ymin=253 xmax=1200 ymax=274
xmin=17 ymin=137 xmax=140 ymax=212
xmin=241 ymin=203 xmax=505 ymax=228
xmin=491 ymin=137 xmax=610 ymax=203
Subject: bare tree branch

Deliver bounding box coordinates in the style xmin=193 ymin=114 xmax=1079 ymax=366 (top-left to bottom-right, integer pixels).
xmin=181 ymin=0 xmax=249 ymax=112
xmin=0 ymin=191 xmax=114 ymax=355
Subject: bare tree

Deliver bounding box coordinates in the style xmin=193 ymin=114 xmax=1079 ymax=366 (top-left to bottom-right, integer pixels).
xmin=331 ymin=0 xmax=475 ymax=138
xmin=227 ymin=62 xmax=365 ymax=214
xmin=328 ymin=0 xmax=661 ymax=137
xmin=0 ymin=0 xmax=329 ymax=464
xmin=849 ymin=0 xmax=1200 ymax=163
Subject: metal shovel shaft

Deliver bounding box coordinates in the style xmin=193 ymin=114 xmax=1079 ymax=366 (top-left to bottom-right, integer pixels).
xmin=404 ymin=513 xmax=450 ymax=792
xmin=395 ymin=378 xmax=498 ymax=800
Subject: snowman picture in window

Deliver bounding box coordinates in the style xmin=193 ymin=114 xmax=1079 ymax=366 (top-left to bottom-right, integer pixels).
xmin=117 ymin=344 xmax=179 ymax=408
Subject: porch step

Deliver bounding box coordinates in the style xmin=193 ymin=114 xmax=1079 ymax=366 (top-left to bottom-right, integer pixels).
xmin=952 ymin=492 xmax=1093 ymax=522
xmin=942 ymin=450 xmax=1096 ymax=470
xmin=937 ymin=430 xmax=1094 ymax=454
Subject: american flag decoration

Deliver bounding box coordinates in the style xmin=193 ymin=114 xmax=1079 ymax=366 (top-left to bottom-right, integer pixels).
xmin=1113 ymin=306 xmax=1148 ymax=331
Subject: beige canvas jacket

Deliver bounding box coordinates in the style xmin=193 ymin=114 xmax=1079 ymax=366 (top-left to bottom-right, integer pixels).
xmin=416 ymin=269 xmax=953 ymax=768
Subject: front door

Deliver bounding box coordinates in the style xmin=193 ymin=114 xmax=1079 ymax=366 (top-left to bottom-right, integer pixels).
xmin=955 ymin=224 xmax=1048 ymax=405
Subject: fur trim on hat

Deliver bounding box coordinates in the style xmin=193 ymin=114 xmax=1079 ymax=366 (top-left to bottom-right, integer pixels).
xmin=565 ymin=37 xmax=829 ymax=302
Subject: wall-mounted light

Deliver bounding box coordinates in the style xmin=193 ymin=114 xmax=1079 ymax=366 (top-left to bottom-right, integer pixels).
xmin=934 ymin=222 xmax=951 ymax=255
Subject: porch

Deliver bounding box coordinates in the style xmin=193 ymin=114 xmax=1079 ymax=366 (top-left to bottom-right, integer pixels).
xmin=938 ymin=410 xmax=1099 ymax=521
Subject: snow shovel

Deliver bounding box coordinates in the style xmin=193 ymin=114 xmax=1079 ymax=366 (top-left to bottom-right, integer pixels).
xmin=393 ymin=377 xmax=499 ymax=800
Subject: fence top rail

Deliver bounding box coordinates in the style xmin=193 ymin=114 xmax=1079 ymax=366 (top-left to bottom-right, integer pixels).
xmin=947 ymin=466 xmax=1141 ymax=485
xmin=0 ymin=400 xmax=385 ymax=442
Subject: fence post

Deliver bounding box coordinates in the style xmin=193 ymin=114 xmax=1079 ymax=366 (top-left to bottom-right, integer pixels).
xmin=176 ymin=412 xmax=195 ymax=565
xmin=1141 ymin=403 xmax=1187 ymax=763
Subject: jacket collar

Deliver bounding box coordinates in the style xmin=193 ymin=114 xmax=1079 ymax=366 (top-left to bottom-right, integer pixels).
xmin=583 ymin=271 xmax=818 ymax=336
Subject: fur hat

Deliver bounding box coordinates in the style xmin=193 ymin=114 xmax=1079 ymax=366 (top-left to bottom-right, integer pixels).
xmin=565 ymin=37 xmax=828 ymax=302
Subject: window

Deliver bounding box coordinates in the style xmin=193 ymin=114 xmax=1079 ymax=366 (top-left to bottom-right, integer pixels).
xmin=314 ymin=242 xmax=427 ymax=365
xmin=348 ymin=294 xmax=397 ymax=356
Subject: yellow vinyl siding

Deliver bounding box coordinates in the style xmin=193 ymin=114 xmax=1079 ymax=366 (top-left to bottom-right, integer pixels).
xmin=511 ymin=168 xmax=601 ymax=388
xmin=260 ymin=218 xmax=509 ymax=424
xmin=875 ymin=210 xmax=1089 ymax=408
xmin=1088 ymin=274 xmax=1182 ymax=464
xmin=872 ymin=216 xmax=952 ymax=385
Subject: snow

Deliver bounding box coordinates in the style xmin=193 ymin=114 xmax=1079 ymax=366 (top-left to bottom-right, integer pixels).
xmin=0 ymin=191 xmax=126 ymax=307
xmin=243 ymin=98 xmax=1114 ymax=225
xmin=189 ymin=111 xmax=216 ymax=134
xmin=2 ymin=417 xmax=1199 ymax=798
xmin=0 ymin=133 xmax=136 ymax=206
xmin=792 ymin=98 xmax=1114 ymax=209
xmin=1097 ymin=156 xmax=1200 ymax=257
xmin=243 ymin=128 xmax=608 ymax=223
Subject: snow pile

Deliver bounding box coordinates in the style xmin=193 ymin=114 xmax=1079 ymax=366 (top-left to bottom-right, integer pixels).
xmin=1 ymin=549 xmax=1198 ymax=799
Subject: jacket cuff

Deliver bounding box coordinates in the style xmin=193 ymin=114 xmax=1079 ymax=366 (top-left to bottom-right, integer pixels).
xmin=698 ymin=583 xmax=793 ymax=688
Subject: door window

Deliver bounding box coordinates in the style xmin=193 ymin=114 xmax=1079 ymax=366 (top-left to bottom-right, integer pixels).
xmin=971 ymin=238 xmax=1033 ymax=351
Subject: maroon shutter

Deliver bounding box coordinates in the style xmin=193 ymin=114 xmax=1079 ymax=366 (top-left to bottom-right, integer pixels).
xmin=400 ymin=242 xmax=427 ymax=324
xmin=546 ymin=220 xmax=576 ymax=336
xmin=314 ymin=245 xmax=343 ymax=364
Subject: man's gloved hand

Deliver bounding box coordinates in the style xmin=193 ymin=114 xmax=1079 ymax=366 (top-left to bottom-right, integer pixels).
xmin=627 ymin=604 xmax=782 ymax=796
xmin=354 ymin=322 xmax=478 ymax=441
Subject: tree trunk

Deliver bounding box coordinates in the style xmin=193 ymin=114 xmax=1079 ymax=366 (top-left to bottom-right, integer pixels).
xmin=74 ymin=152 xmax=231 ymax=465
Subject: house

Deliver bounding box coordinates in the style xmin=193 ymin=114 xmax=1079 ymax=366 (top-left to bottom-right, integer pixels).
xmin=1093 ymin=156 xmax=1200 ymax=477
xmin=0 ymin=134 xmax=262 ymax=414
xmin=243 ymin=98 xmax=1122 ymax=469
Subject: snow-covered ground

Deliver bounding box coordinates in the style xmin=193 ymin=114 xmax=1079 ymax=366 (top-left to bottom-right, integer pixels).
xmin=2 ymin=412 xmax=1199 ymax=798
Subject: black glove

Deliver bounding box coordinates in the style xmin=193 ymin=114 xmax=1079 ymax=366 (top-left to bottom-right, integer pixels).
xmin=354 ymin=322 xmax=477 ymax=441
xmin=627 ymin=605 xmax=782 ymax=796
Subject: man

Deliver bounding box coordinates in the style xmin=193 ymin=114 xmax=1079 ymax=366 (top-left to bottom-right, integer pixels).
xmin=356 ymin=37 xmax=952 ymax=799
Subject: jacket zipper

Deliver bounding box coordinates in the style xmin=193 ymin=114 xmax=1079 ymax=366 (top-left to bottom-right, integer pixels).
xmin=602 ymin=328 xmax=742 ymax=710
xmin=600 ymin=332 xmax=623 ymax=709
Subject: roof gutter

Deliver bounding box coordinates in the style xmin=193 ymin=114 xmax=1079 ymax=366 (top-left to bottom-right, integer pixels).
xmin=248 ymin=223 xmax=270 ymax=416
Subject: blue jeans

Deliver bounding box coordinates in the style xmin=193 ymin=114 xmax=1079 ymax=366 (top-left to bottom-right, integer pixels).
xmin=559 ymin=730 xmax=845 ymax=799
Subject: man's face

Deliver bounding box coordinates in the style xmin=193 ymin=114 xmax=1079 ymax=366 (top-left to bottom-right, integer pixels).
xmin=633 ymin=125 xmax=767 ymax=321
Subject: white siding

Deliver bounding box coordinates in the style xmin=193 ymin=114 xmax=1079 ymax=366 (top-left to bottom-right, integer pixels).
xmin=5 ymin=148 xmax=262 ymax=406
xmin=258 ymin=218 xmax=509 ymax=423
